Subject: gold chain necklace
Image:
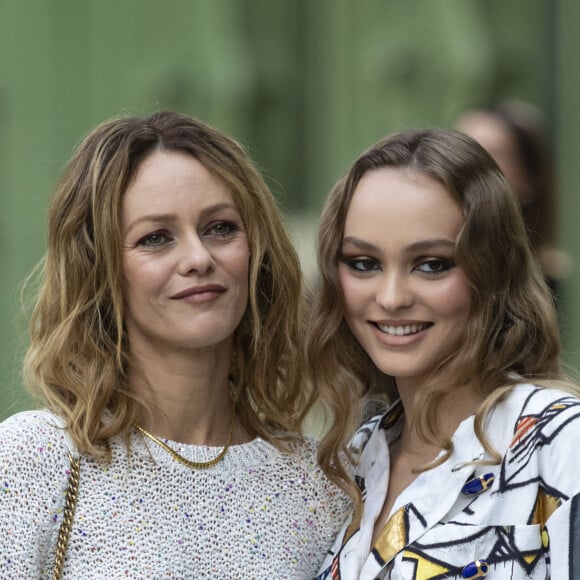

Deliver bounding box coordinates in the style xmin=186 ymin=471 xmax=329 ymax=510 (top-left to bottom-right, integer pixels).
xmin=136 ymin=412 xmax=235 ymax=470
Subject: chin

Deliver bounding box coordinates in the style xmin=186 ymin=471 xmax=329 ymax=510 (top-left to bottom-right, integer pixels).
xmin=372 ymin=363 xmax=430 ymax=383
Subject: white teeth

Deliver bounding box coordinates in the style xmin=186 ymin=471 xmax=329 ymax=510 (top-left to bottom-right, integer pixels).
xmin=377 ymin=323 xmax=428 ymax=336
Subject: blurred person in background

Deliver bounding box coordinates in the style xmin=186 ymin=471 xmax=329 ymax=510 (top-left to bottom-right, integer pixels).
xmin=309 ymin=128 xmax=580 ymax=579
xmin=0 ymin=110 xmax=349 ymax=578
xmin=455 ymin=99 xmax=570 ymax=301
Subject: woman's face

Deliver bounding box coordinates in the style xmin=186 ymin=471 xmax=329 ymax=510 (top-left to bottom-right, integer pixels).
xmin=121 ymin=150 xmax=250 ymax=356
xmin=455 ymin=112 xmax=530 ymax=202
xmin=338 ymin=167 xmax=472 ymax=389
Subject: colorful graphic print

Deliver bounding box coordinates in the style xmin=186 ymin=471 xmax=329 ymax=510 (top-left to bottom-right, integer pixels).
xmin=316 ymin=386 xmax=580 ymax=580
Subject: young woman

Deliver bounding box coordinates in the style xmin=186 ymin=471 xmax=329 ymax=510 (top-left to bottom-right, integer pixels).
xmin=0 ymin=111 xmax=349 ymax=578
xmin=308 ymin=128 xmax=580 ymax=579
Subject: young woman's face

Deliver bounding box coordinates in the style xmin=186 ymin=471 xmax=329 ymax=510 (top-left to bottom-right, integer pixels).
xmin=338 ymin=167 xmax=472 ymax=389
xmin=121 ymin=150 xmax=250 ymax=356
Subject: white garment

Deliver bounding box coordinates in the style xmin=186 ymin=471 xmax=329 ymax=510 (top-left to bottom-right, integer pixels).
xmin=317 ymin=384 xmax=580 ymax=579
xmin=0 ymin=410 xmax=350 ymax=579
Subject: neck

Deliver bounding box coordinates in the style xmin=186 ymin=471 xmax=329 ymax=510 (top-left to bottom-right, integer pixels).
xmin=394 ymin=376 xmax=483 ymax=456
xmin=128 ymin=341 xmax=235 ymax=445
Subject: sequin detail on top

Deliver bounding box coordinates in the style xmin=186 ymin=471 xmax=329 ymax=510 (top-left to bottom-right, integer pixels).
xmin=0 ymin=411 xmax=351 ymax=578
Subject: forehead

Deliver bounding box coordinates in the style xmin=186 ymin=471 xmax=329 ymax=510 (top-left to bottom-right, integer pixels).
xmin=344 ymin=168 xmax=464 ymax=247
xmin=122 ymin=150 xmax=236 ymax=215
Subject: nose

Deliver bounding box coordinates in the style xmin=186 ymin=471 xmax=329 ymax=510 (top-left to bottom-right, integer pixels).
xmin=375 ymin=270 xmax=414 ymax=311
xmin=177 ymin=233 xmax=215 ymax=275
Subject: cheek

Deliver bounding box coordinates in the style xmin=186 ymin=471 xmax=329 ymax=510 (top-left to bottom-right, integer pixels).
xmin=239 ymin=260 xmax=250 ymax=300
xmin=228 ymin=243 xmax=250 ymax=283
xmin=121 ymin=259 xmax=138 ymax=299
xmin=338 ymin=266 xmax=364 ymax=315
xmin=433 ymin=274 xmax=472 ymax=322
xmin=122 ymin=256 xmax=168 ymax=300
xmin=221 ymin=242 xmax=251 ymax=305
xmin=338 ymin=266 xmax=353 ymax=303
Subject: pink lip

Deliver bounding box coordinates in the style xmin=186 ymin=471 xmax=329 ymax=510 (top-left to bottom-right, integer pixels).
xmin=369 ymin=320 xmax=432 ymax=347
xmin=171 ymin=284 xmax=226 ymax=300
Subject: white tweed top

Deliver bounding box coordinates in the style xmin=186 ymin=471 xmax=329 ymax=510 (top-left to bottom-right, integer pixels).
xmin=0 ymin=410 xmax=350 ymax=579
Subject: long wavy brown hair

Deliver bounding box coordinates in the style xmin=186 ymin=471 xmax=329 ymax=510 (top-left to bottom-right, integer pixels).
xmin=24 ymin=110 xmax=308 ymax=458
xmin=307 ymin=128 xmax=575 ymax=523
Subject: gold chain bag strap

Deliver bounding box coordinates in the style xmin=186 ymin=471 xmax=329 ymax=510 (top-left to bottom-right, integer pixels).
xmin=52 ymin=451 xmax=81 ymax=580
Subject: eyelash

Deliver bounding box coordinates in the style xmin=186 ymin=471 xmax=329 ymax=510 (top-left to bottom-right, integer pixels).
xmin=136 ymin=221 xmax=240 ymax=248
xmin=205 ymin=221 xmax=239 ymax=238
xmin=341 ymin=256 xmax=455 ymax=276
xmin=138 ymin=230 xmax=172 ymax=248
xmin=415 ymin=258 xmax=455 ymax=275
xmin=342 ymin=257 xmax=380 ymax=272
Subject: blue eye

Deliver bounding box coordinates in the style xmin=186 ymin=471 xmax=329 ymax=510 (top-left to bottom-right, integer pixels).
xmin=415 ymin=259 xmax=454 ymax=274
xmin=139 ymin=231 xmax=171 ymax=247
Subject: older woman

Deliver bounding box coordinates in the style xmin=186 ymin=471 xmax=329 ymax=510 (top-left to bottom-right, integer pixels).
xmin=0 ymin=111 xmax=349 ymax=578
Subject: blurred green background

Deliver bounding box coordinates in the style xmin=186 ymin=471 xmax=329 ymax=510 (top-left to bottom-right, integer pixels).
xmin=1 ymin=0 xmax=579 ymax=419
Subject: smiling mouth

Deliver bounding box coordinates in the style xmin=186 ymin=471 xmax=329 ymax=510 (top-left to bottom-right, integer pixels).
xmin=375 ymin=322 xmax=432 ymax=336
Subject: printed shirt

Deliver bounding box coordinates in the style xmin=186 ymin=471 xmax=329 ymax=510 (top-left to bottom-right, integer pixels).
xmin=316 ymin=384 xmax=580 ymax=579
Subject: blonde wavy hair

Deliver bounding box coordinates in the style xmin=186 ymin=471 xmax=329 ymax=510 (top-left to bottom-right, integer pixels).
xmin=24 ymin=110 xmax=308 ymax=458
xmin=307 ymin=128 xmax=577 ymax=522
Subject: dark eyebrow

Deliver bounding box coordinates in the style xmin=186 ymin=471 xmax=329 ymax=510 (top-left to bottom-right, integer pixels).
xmin=124 ymin=202 xmax=239 ymax=234
xmin=342 ymin=236 xmax=456 ymax=255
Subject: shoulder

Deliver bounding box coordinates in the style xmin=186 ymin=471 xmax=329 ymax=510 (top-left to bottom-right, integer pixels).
xmin=494 ymin=384 xmax=580 ymax=493
xmin=497 ymin=383 xmax=580 ymax=426
xmin=303 ymin=436 xmax=353 ymax=519
xmin=282 ymin=433 xmax=322 ymax=466
xmin=283 ymin=435 xmax=337 ymax=484
xmin=264 ymin=435 xmax=350 ymax=502
xmin=0 ymin=410 xmax=73 ymax=520
xmin=489 ymin=383 xmax=580 ymax=445
xmin=1 ymin=408 xmax=65 ymax=434
xmin=0 ymin=410 xmax=72 ymax=462
xmin=1 ymin=409 xmax=56 ymax=433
